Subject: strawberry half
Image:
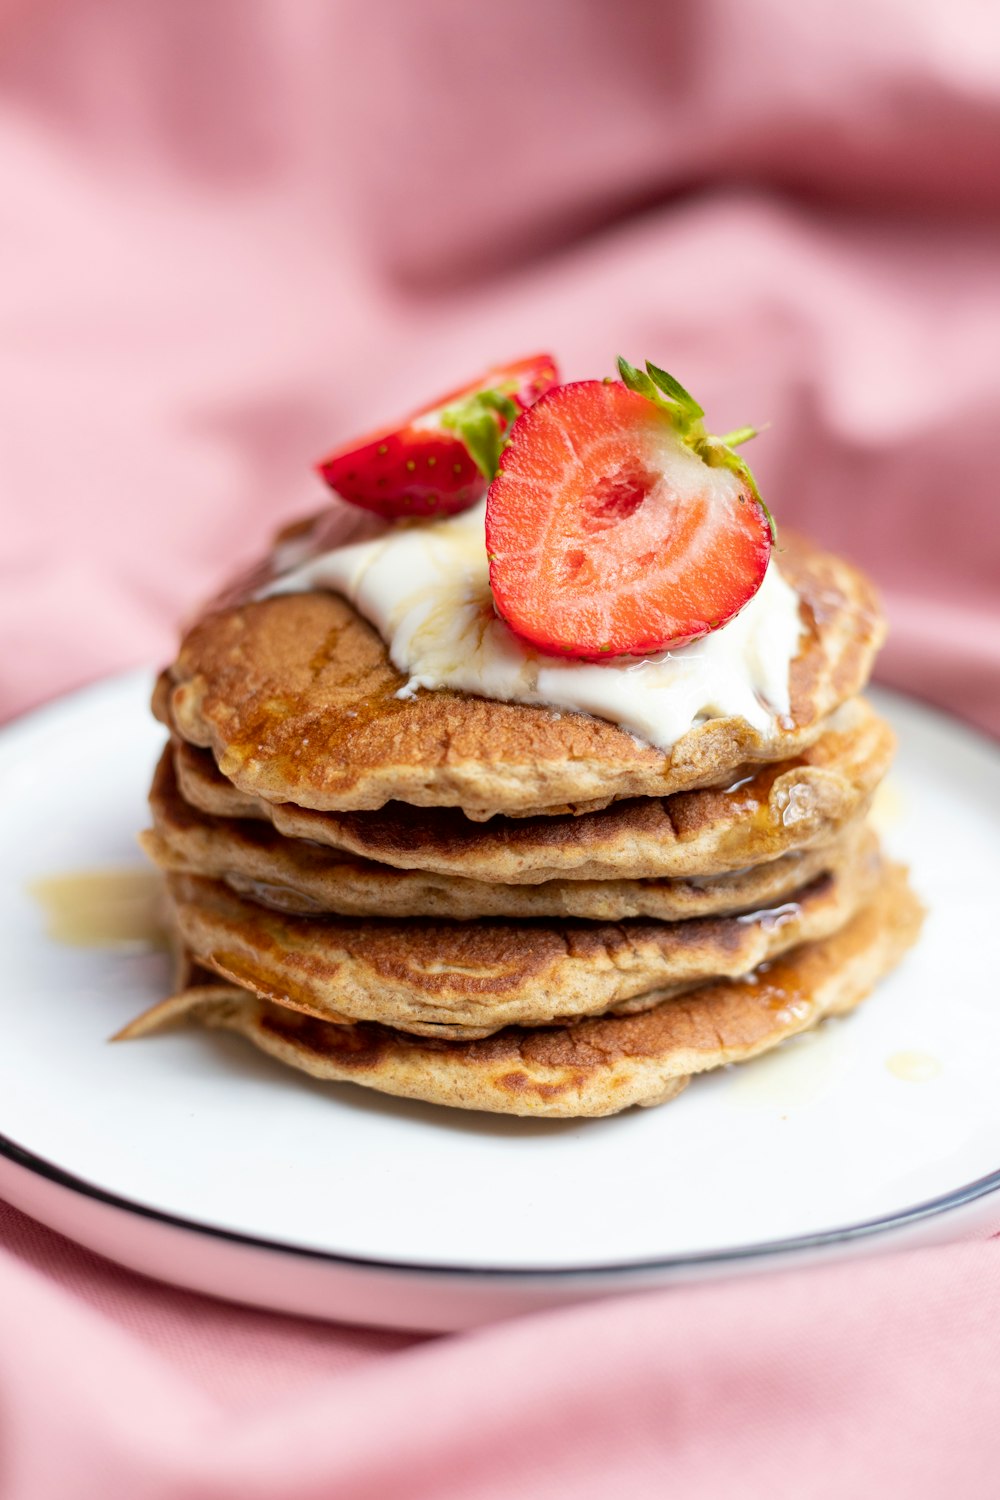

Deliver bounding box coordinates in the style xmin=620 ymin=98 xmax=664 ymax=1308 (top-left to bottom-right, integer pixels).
xmin=485 ymin=359 xmax=774 ymax=659
xmin=316 ymin=354 xmax=559 ymax=520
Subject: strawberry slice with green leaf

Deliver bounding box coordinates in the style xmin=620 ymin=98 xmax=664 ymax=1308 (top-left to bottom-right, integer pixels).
xmin=485 ymin=358 xmax=774 ymax=659
xmin=316 ymin=354 xmax=559 ymax=519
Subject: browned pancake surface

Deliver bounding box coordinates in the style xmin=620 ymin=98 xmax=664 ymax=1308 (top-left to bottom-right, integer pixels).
xmin=159 ymin=535 xmax=884 ymax=819
xmin=163 ymin=834 xmax=881 ymax=1037
xmin=172 ymin=695 xmax=893 ymax=883
xmin=119 ymin=867 xmax=923 ymax=1116
xmin=145 ymin=745 xmax=868 ymax=922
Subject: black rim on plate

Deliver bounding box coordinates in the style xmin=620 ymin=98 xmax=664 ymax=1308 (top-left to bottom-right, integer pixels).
xmin=2 ymin=1132 xmax=999 ymax=1280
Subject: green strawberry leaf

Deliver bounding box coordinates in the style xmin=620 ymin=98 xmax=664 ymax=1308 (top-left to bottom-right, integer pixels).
xmin=616 ymin=356 xmax=660 ymax=402
xmin=440 ymin=387 xmax=520 ymax=480
xmin=479 ymin=389 xmax=520 ymax=425
xmin=617 ymin=356 xmax=702 ymax=440
xmin=644 ymin=361 xmax=704 ymax=418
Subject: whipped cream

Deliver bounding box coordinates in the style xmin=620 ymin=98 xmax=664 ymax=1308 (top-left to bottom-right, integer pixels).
xmin=261 ymin=499 xmax=804 ymax=751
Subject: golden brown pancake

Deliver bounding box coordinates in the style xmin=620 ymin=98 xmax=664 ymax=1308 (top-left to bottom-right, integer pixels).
xmin=162 ymin=833 xmax=882 ymax=1038
xmin=118 ymin=866 xmax=923 ymax=1117
xmin=145 ymin=746 xmax=868 ymax=922
xmin=170 ymin=695 xmax=893 ymax=884
xmin=157 ymin=534 xmax=885 ymax=820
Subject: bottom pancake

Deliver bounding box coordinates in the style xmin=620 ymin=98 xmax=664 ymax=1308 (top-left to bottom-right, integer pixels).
xmin=117 ymin=865 xmax=923 ymax=1118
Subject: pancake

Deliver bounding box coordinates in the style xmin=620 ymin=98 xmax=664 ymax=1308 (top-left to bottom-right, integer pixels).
xmin=118 ymin=866 xmax=923 ymax=1117
xmin=171 ymin=695 xmax=893 ymax=885
xmin=157 ymin=533 xmax=885 ymax=820
xmin=145 ymin=746 xmax=868 ymax=922
xmin=163 ymin=834 xmax=882 ymax=1038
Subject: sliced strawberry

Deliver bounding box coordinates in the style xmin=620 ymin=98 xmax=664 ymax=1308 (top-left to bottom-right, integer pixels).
xmin=430 ymin=353 xmax=560 ymax=414
xmin=316 ymin=353 xmax=559 ymax=520
xmin=486 ymin=360 xmax=773 ymax=659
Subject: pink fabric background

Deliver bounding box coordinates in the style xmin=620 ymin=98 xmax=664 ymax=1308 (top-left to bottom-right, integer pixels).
xmin=1 ymin=1 xmax=999 ymax=1494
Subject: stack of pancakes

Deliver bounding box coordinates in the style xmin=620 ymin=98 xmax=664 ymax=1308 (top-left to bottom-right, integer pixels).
xmin=125 ymin=531 xmax=923 ymax=1117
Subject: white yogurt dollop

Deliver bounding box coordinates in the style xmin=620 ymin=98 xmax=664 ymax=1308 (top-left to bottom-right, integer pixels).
xmin=261 ymin=499 xmax=803 ymax=751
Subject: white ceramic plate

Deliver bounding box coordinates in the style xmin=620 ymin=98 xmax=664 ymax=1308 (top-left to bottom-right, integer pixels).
xmin=0 ymin=673 xmax=998 ymax=1332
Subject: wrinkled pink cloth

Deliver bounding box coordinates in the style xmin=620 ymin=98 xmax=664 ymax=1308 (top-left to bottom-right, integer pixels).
xmin=2 ymin=1 xmax=999 ymax=1495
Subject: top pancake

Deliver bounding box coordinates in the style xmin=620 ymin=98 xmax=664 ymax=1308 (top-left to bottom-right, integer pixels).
xmin=158 ymin=532 xmax=884 ymax=820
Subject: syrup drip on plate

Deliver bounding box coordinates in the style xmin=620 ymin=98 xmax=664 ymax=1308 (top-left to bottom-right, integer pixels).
xmin=726 ymin=1022 xmax=844 ymax=1108
xmin=885 ymin=1050 xmax=942 ymax=1082
xmin=30 ymin=868 xmax=168 ymax=951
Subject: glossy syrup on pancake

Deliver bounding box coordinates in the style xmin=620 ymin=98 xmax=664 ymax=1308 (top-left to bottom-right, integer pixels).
xmin=166 ymin=695 xmax=894 ymax=884
xmin=161 ymin=535 xmax=885 ymax=820
xmin=143 ymin=744 xmax=871 ymax=923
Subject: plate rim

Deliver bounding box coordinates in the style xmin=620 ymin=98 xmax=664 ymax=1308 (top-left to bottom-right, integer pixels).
xmin=3 ymin=667 xmax=1000 ymax=1284
xmin=2 ymin=1129 xmax=999 ymax=1281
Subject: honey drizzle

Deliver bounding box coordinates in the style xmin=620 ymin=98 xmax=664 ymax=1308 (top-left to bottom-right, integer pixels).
xmin=30 ymin=868 xmax=168 ymax=951
xmin=886 ymin=1050 xmax=942 ymax=1082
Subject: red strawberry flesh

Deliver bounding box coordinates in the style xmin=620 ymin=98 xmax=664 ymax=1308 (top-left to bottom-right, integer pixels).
xmin=317 ymin=354 xmax=559 ymax=520
xmin=486 ymin=380 xmax=772 ymax=658
xmin=320 ymin=428 xmax=482 ymax=519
